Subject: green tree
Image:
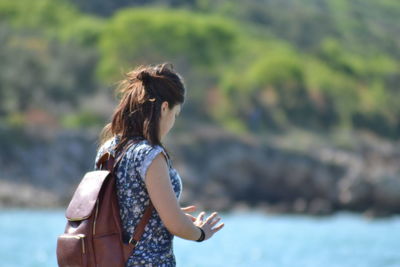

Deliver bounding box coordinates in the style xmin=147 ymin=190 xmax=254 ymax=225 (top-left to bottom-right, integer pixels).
xmin=97 ymin=8 xmax=239 ymax=81
xmin=0 ymin=26 xmax=98 ymax=116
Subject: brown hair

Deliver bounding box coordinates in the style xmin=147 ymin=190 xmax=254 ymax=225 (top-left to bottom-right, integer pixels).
xmin=99 ymin=63 xmax=186 ymax=158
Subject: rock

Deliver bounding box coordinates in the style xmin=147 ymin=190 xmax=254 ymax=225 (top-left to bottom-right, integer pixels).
xmin=308 ymin=198 xmax=333 ymax=215
xmin=0 ymin=180 xmax=61 ymax=208
xmin=293 ymin=198 xmax=307 ymax=213
xmin=372 ymin=175 xmax=400 ymax=212
xmin=338 ymin=176 xmax=373 ymax=210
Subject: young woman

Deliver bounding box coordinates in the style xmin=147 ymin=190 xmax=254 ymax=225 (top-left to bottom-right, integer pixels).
xmin=94 ymin=63 xmax=224 ymax=266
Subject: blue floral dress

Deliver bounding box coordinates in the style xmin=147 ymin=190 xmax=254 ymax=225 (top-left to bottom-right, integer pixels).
xmin=94 ymin=136 xmax=183 ymax=267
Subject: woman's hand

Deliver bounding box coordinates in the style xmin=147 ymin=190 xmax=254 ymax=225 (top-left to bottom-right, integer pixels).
xmin=181 ymin=205 xmax=225 ymax=241
xmin=193 ymin=211 xmax=224 ymax=241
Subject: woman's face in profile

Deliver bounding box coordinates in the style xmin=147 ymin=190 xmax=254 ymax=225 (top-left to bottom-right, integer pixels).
xmin=159 ymin=102 xmax=181 ymax=140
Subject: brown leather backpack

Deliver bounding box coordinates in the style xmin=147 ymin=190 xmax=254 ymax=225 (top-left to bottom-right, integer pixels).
xmin=56 ymin=141 xmax=154 ymax=267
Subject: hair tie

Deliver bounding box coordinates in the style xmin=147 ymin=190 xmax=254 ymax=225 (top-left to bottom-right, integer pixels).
xmin=137 ymin=70 xmax=151 ymax=84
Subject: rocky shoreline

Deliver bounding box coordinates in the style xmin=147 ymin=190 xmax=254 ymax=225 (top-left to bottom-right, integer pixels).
xmin=172 ymin=125 xmax=400 ymax=218
xmin=1 ymin=125 xmax=399 ymax=218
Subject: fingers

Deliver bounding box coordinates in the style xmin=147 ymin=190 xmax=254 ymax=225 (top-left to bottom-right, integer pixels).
xmin=192 ymin=211 xmax=225 ymax=242
xmin=185 ymin=213 xmax=196 ymax=222
xmin=195 ymin=211 xmax=225 ymax=236
xmin=209 ymin=216 xmax=221 ymax=227
xmin=182 ymin=206 xmax=198 ymax=223
xmin=196 ymin=211 xmax=206 ymax=222
xmin=212 ymin=222 xmax=225 ymax=232
xmin=205 ymin=212 xmax=218 ymax=224
xmin=181 ymin=205 xmax=197 ymax=212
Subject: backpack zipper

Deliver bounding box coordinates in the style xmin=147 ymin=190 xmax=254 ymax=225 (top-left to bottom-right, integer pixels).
xmin=93 ymin=198 xmax=100 ymax=235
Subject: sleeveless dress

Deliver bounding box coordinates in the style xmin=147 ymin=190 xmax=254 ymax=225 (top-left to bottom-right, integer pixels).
xmin=94 ymin=135 xmax=183 ymax=267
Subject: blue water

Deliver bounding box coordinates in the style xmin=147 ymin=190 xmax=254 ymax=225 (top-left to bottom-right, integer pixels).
xmin=0 ymin=209 xmax=399 ymax=267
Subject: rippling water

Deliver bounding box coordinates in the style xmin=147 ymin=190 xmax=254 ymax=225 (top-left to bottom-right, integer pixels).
xmin=0 ymin=209 xmax=399 ymax=267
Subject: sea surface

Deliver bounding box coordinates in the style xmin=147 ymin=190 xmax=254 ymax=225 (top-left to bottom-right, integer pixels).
xmin=0 ymin=209 xmax=399 ymax=267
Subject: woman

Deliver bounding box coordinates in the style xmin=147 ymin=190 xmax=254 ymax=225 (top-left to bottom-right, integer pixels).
xmin=94 ymin=63 xmax=224 ymax=266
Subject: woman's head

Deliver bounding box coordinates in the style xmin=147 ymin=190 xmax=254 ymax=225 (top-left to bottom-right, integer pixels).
xmin=100 ymin=63 xmax=186 ymax=153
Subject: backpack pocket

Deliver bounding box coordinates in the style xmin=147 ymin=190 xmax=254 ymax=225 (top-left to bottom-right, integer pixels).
xmin=57 ymin=234 xmax=87 ymax=267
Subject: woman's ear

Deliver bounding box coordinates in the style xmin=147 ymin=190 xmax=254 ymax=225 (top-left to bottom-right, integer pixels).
xmin=161 ymin=101 xmax=169 ymax=114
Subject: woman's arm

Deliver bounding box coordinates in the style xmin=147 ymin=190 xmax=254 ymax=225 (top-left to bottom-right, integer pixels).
xmin=144 ymin=152 xmax=223 ymax=241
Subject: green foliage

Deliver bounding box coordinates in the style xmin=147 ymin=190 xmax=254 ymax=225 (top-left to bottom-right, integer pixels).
xmin=4 ymin=112 xmax=25 ymax=128
xmin=1 ymin=0 xmax=400 ymax=139
xmin=219 ymin=42 xmax=339 ymax=132
xmin=0 ymin=0 xmax=104 ymax=46
xmin=0 ymin=0 xmax=101 ymax=126
xmin=61 ymin=111 xmax=104 ymax=129
xmin=98 ymin=8 xmax=239 ymax=81
xmin=0 ymin=0 xmax=79 ymax=32
xmin=217 ymin=32 xmax=400 ymax=136
xmin=0 ymin=25 xmax=98 ymax=115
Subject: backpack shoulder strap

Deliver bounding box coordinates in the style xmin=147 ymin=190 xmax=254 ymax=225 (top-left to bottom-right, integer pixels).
xmin=96 ymin=139 xmax=136 ymax=172
xmin=96 ymin=140 xmax=154 ymax=253
xmin=96 ymin=152 xmax=114 ymax=171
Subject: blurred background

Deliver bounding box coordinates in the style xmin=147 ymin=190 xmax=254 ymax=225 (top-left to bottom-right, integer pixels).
xmin=0 ymin=0 xmax=399 ymax=266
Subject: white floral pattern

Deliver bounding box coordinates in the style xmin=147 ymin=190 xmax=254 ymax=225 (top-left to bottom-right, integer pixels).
xmin=94 ymin=136 xmax=182 ymax=267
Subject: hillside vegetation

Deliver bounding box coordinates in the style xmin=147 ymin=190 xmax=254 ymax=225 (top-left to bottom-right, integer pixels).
xmin=1 ymin=0 xmax=400 ymax=215
xmin=1 ymin=0 xmax=399 ymax=139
